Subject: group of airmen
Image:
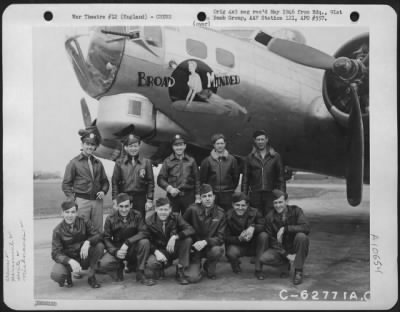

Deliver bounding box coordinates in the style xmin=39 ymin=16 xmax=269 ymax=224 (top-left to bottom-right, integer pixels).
xmin=51 ymin=128 xmax=310 ymax=289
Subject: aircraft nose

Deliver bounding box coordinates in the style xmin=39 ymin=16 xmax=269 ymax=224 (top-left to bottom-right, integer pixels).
xmin=65 ymin=27 xmax=125 ymax=98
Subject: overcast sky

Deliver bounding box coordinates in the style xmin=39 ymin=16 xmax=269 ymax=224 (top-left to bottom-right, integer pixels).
xmin=33 ymin=26 xmax=367 ymax=177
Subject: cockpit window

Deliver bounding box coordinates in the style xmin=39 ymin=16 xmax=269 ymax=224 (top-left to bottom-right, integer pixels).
xmin=65 ymin=27 xmax=125 ymax=98
xmin=143 ymin=26 xmax=162 ymax=47
xmin=216 ymin=48 xmax=235 ymax=68
xmin=186 ymin=39 xmax=207 ymax=59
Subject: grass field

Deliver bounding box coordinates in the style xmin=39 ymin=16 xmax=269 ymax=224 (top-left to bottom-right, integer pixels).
xmin=34 ymin=179 xmax=166 ymax=218
xmin=34 ymin=174 xmax=341 ymax=218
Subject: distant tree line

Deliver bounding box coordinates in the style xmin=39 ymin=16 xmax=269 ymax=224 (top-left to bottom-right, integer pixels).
xmin=34 ymin=171 xmax=62 ymax=180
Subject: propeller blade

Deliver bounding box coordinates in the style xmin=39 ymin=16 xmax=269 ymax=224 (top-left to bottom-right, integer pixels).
xmin=268 ymin=37 xmax=336 ymax=70
xmin=80 ymin=98 xmax=92 ymax=128
xmin=346 ymin=83 xmax=364 ymax=206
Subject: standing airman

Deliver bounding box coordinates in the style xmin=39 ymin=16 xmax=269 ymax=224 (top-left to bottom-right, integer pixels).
xmin=62 ymin=128 xmax=109 ymax=233
xmin=112 ymin=133 xmax=154 ymax=217
xmin=242 ymin=129 xmax=285 ymax=216
xmin=200 ymin=133 xmax=240 ymax=211
xmin=157 ymin=134 xmax=201 ymax=214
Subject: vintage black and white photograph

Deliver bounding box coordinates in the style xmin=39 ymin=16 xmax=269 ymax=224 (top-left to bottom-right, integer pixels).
xmin=3 ymin=4 xmax=397 ymax=310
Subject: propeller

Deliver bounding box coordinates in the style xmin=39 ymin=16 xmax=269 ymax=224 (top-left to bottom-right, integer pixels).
xmin=80 ymin=98 xmax=92 ymax=128
xmin=268 ymin=38 xmax=336 ymax=70
xmin=346 ymin=83 xmax=364 ymax=206
xmin=268 ymin=35 xmax=368 ymax=206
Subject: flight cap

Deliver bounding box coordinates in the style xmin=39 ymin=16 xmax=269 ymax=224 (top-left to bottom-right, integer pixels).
xmin=61 ymin=200 xmax=77 ymax=211
xmin=116 ymin=193 xmax=131 ymax=205
xmin=171 ymin=134 xmax=185 ymax=145
xmin=79 ymin=127 xmax=101 ymax=145
xmin=122 ymin=133 xmax=141 ymax=146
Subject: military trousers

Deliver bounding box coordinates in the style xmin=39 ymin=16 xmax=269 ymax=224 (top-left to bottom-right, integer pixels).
xmin=50 ymin=242 xmax=105 ymax=284
xmin=226 ymin=232 xmax=268 ymax=271
xmin=185 ymin=245 xmax=224 ymax=283
xmin=260 ymin=232 xmax=309 ymax=270
xmin=167 ymin=190 xmax=195 ymax=215
xmin=127 ymin=191 xmax=147 ymax=217
xmin=214 ymin=191 xmax=234 ymax=212
xmin=146 ymin=237 xmax=193 ymax=271
xmin=75 ymin=197 xmax=104 ymax=233
xmin=249 ymin=191 xmax=275 ymax=216
xmin=98 ymin=238 xmax=151 ymax=273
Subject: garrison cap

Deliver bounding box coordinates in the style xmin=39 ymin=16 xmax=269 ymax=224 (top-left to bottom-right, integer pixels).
xmin=232 ymin=192 xmax=249 ymax=203
xmin=116 ymin=193 xmax=131 ymax=205
xmin=122 ymin=133 xmax=141 ymax=146
xmin=171 ymin=134 xmax=185 ymax=145
xmin=211 ymin=133 xmax=225 ymax=144
xmin=200 ymin=184 xmax=213 ymax=195
xmin=61 ymin=200 xmax=77 ymax=211
xmin=155 ymin=197 xmax=170 ymax=208
xmin=272 ymin=189 xmax=288 ymax=200
xmin=79 ymin=127 xmax=101 ymax=145
xmin=252 ymin=129 xmax=268 ymax=139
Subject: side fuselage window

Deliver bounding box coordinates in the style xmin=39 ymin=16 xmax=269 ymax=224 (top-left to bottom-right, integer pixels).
xmin=186 ymin=39 xmax=207 ymax=59
xmin=216 ymin=48 xmax=235 ymax=68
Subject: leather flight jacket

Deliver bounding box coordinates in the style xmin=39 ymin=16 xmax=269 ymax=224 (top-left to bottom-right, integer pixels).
xmin=103 ymin=209 xmax=146 ymax=256
xmin=51 ymin=217 xmax=101 ymax=265
xmin=200 ymin=149 xmax=240 ymax=192
xmin=225 ymin=207 xmax=265 ymax=245
xmin=157 ymin=153 xmax=200 ymax=195
xmin=62 ymin=153 xmax=109 ymax=200
xmin=183 ymin=203 xmax=226 ymax=247
xmin=242 ymin=147 xmax=285 ymax=194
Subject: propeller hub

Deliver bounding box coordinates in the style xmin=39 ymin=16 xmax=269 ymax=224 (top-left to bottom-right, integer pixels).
xmin=333 ymin=57 xmax=357 ymax=80
xmin=332 ymin=57 xmax=368 ymax=84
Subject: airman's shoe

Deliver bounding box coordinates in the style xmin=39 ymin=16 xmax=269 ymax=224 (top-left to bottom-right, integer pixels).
xmin=255 ymin=270 xmax=265 ymax=280
xmin=65 ymin=273 xmax=73 ymax=288
xmin=88 ymin=276 xmax=101 ymax=288
xmin=293 ymin=269 xmax=303 ymax=285
xmin=203 ymin=260 xmax=216 ymax=280
xmin=58 ymin=274 xmax=73 ymax=288
xmin=175 ymin=266 xmax=190 ymax=285
xmin=73 ymin=272 xmax=83 ymax=279
xmin=230 ymin=261 xmax=241 ymax=274
xmin=136 ymin=270 xmax=156 ymax=286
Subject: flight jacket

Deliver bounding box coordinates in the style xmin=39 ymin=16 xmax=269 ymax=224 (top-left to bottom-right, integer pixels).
xmin=111 ymin=155 xmax=155 ymax=200
xmin=103 ymin=209 xmax=146 ymax=256
xmin=141 ymin=212 xmax=195 ymax=254
xmin=183 ymin=203 xmax=226 ymax=247
xmin=51 ymin=216 xmax=102 ymax=265
xmin=157 ymin=153 xmax=200 ymax=195
xmin=265 ymin=205 xmax=310 ymax=254
xmin=241 ymin=147 xmax=284 ymax=194
xmin=62 ymin=153 xmax=109 ymax=200
xmin=200 ymin=149 xmax=240 ymax=192
xmin=225 ymin=207 xmax=265 ymax=245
